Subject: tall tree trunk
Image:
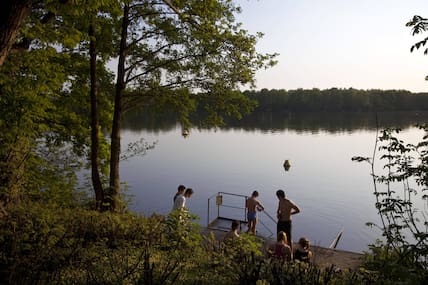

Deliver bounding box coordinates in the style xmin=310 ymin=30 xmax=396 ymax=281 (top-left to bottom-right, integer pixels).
xmin=0 ymin=0 xmax=32 ymax=67
xmin=109 ymin=5 xmax=129 ymax=212
xmin=89 ymin=22 xmax=104 ymax=211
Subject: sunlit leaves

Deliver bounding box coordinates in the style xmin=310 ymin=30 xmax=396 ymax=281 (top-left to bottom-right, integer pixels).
xmin=0 ymin=1 xmax=119 ymax=202
xmin=351 ymin=156 xmax=371 ymax=163
xmin=120 ymin=138 xmax=157 ymax=161
xmin=407 ymin=14 xmax=428 ymax=79
xmin=354 ymin=124 xmax=428 ymax=273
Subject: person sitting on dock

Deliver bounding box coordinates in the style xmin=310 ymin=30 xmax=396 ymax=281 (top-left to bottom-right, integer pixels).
xmin=294 ymin=236 xmax=313 ymax=263
xmin=245 ymin=191 xmax=264 ymax=234
xmin=271 ymin=231 xmax=292 ymax=262
xmin=223 ymin=220 xmax=240 ymax=242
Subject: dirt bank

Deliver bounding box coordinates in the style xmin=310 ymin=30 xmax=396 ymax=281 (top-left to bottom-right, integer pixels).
xmin=310 ymin=245 xmax=363 ymax=271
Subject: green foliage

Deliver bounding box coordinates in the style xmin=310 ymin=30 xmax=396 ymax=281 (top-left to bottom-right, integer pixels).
xmin=104 ymin=0 xmax=278 ymax=209
xmin=362 ymin=240 xmax=428 ymax=284
xmin=0 ymin=0 xmax=118 ymax=207
xmin=115 ymin=0 xmax=277 ymax=128
xmin=353 ymin=125 xmax=428 ymax=283
xmin=407 ymin=15 xmax=428 ymax=55
xmin=407 ymin=14 xmax=428 ymax=81
xmin=3 ymin=0 xmax=279 ymax=210
xmin=0 ymin=46 xmax=86 ymax=202
xmin=244 ymin=88 xmax=428 ymax=113
xmin=0 ymin=201 xmax=375 ymax=285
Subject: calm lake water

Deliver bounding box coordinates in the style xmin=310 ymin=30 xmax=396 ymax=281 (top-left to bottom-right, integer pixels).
xmin=119 ymin=112 xmax=428 ymax=253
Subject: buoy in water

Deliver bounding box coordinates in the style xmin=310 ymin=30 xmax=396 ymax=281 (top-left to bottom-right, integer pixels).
xmin=181 ymin=128 xmax=190 ymax=138
xmin=283 ymin=159 xmax=291 ymax=171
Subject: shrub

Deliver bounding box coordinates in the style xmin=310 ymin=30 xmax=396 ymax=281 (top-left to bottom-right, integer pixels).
xmin=0 ymin=201 xmax=374 ymax=285
xmin=353 ymin=125 xmax=428 ymax=284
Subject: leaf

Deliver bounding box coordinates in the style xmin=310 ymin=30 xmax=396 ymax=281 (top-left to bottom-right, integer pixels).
xmin=351 ymin=156 xmax=371 ymax=163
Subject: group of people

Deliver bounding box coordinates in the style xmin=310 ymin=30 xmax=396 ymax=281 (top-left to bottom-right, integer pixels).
xmin=172 ymin=184 xmax=194 ymax=211
xmin=243 ymin=189 xmax=313 ymax=262
xmin=272 ymin=232 xmax=313 ymax=262
xmin=170 ymin=184 xmax=312 ymax=262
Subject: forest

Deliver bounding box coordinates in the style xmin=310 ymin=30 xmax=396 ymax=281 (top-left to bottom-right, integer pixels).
xmin=244 ymin=88 xmax=428 ymax=112
xmin=124 ymin=87 xmax=428 ymax=133
xmin=0 ymin=1 xmax=427 ymax=284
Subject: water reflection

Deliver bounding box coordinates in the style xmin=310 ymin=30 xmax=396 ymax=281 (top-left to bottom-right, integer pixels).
xmin=119 ymin=111 xmax=428 ymax=253
xmin=123 ymin=110 xmax=428 ymax=133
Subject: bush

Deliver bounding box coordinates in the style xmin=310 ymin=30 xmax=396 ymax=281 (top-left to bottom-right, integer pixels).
xmin=354 ymin=125 xmax=428 ymax=284
xmin=1 ymin=201 xmax=374 ymax=285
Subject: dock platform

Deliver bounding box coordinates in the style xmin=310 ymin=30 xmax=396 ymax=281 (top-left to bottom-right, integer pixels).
xmin=202 ymin=227 xmax=363 ymax=271
xmin=205 ymin=192 xmax=363 ymax=271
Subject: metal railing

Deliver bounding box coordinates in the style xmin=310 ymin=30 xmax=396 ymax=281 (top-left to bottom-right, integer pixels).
xmin=207 ymin=192 xmax=345 ymax=247
xmin=207 ymin=191 xmax=275 ymax=238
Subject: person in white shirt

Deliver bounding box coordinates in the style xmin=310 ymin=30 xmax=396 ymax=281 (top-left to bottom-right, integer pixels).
xmin=173 ymin=185 xmax=186 ymax=203
xmin=172 ymin=188 xmax=193 ymax=211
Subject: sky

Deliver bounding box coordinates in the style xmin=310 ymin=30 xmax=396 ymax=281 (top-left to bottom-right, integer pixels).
xmin=235 ymin=0 xmax=428 ymax=92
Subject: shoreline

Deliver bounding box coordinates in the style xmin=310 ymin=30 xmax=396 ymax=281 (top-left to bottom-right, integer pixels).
xmin=203 ymin=227 xmax=363 ymax=271
xmin=310 ymin=245 xmax=363 ymax=271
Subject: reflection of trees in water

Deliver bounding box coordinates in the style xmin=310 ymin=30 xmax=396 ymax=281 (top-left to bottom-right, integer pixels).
xmin=122 ymin=110 xmax=428 ymax=133
xmin=223 ymin=111 xmax=428 ymax=133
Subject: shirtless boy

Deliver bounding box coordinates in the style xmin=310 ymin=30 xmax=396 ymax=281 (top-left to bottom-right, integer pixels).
xmin=246 ymin=191 xmax=264 ymax=234
xmin=276 ymin=189 xmax=300 ymax=250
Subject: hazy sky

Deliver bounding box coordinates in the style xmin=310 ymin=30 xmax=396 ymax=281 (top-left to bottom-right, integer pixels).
xmin=236 ymin=0 xmax=428 ymax=92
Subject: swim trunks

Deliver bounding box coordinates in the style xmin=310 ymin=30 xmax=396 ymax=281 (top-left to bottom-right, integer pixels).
xmin=277 ymin=220 xmax=292 ymax=244
xmin=247 ymin=211 xmax=257 ymax=221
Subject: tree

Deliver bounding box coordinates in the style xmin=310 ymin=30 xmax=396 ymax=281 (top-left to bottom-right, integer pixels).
xmin=0 ymin=46 xmax=85 ymax=207
xmin=0 ymin=0 xmax=33 ymax=67
xmin=0 ymin=1 xmax=72 ymax=68
xmin=0 ymin=0 xmax=115 ymax=210
xmin=352 ymin=14 xmax=428 ymax=273
xmin=1 ymin=0 xmax=276 ymax=212
xmin=353 ymin=127 xmax=428 ymax=282
xmin=81 ymin=1 xmax=121 ymax=210
xmin=106 ymin=0 xmax=277 ymax=211
xmin=407 ymin=15 xmax=428 ymax=80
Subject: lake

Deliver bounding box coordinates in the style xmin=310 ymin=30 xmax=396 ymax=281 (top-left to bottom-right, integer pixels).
xmin=119 ymin=111 xmax=428 ymax=253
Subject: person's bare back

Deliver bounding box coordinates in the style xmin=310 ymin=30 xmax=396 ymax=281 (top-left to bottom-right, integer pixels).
xmin=246 ymin=196 xmax=262 ymax=213
xmin=276 ymin=189 xmax=300 ymax=251
xmin=277 ymin=198 xmax=299 ymax=221
xmin=246 ymin=191 xmax=264 ymax=234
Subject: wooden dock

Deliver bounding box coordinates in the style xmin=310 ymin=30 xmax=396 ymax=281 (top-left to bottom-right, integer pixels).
xmin=309 ymin=245 xmax=363 ymax=271
xmin=201 ymin=227 xmax=363 ymax=271
xmin=205 ymin=192 xmax=363 ymax=271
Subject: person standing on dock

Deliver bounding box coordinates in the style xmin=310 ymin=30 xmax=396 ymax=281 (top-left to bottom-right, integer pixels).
xmin=173 ymin=185 xmax=186 ymax=203
xmin=246 ymin=190 xmax=264 ymax=234
xmin=172 ymin=187 xmax=194 ymax=211
xmin=276 ymin=189 xmax=300 ymax=251
xmin=182 ymin=188 xmax=194 ymax=209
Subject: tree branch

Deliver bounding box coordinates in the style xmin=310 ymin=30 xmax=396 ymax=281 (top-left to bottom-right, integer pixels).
xmin=124 ymin=41 xmax=180 ymax=73
xmin=125 ymin=52 xmax=204 ymax=84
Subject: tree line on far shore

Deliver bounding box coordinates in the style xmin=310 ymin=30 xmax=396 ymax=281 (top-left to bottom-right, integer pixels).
xmin=125 ymin=88 xmax=428 ymax=130
xmin=243 ymin=88 xmax=428 ymax=112
xmin=132 ymin=88 xmax=428 ymax=123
